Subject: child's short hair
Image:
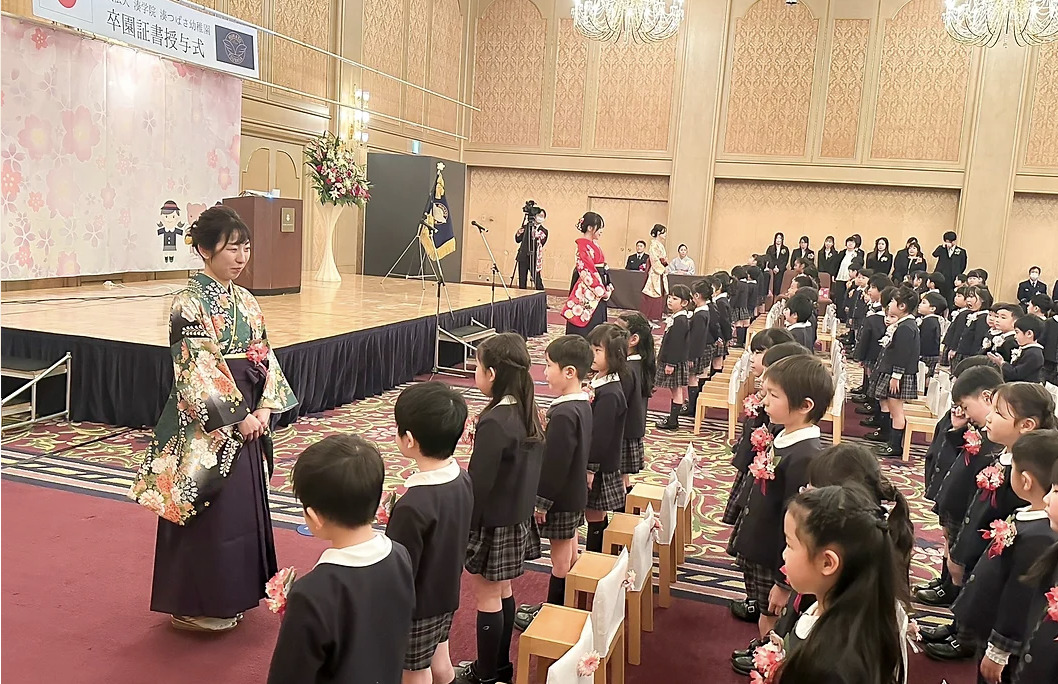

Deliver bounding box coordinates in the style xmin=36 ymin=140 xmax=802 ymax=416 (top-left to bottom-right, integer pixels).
xmin=1029 ymin=293 xmax=1053 ymax=315
xmin=691 ymin=279 xmax=713 ymax=299
xmin=786 ymin=293 xmax=815 ymax=323
xmin=762 ymin=341 xmax=811 ymax=366
xmin=952 ymin=355 xmax=992 ymax=377
xmin=763 ymin=354 xmax=834 ymax=423
xmin=858 ymin=268 xmax=874 ymax=280
xmin=951 ymin=365 xmax=1003 ymax=402
xmin=292 ymin=435 xmax=385 ymax=528
xmin=1015 ymin=315 xmax=1045 ymax=341
xmin=747 ymin=265 xmax=762 ymax=280
xmin=792 ymin=274 xmax=817 ymax=290
xmin=545 ymin=335 xmax=594 ymax=381
xmin=1011 ymin=430 xmax=1058 ymax=489
xmin=922 ymin=292 xmax=948 ymax=316
xmin=967 ymin=268 xmax=989 ymax=282
xmin=927 ymin=272 xmax=947 ymax=290
xmin=732 ymin=265 xmax=748 ymax=280
xmin=395 ymin=382 xmax=468 ymax=459
xmin=968 ymin=285 xmax=993 ymax=309
xmin=943 ymin=231 xmax=958 ymax=242
xmin=879 ymin=286 xmax=897 ymax=308
xmin=954 ymin=284 xmax=971 ymax=300
xmin=868 ymin=274 xmax=893 ymax=292
xmin=750 ymin=328 xmax=795 ymax=352
xmin=849 ymin=260 xmax=864 ymax=275
xmin=994 ymin=302 xmax=1025 ymax=318
xmin=586 ymin=323 xmax=629 ymax=378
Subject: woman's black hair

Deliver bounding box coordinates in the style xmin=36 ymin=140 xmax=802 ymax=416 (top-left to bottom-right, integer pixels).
xmin=586 ymin=323 xmax=629 ymax=380
xmin=617 ymin=312 xmax=656 ymax=397
xmin=906 ymin=240 xmax=921 ymax=256
xmin=778 ymin=485 xmax=907 ymax=684
xmin=808 ymin=444 xmax=915 ymax=584
xmin=799 ymin=235 xmax=810 ymax=246
xmin=994 ymin=383 xmax=1058 ymax=431
xmin=669 ymin=283 xmax=693 ymax=311
xmin=650 ymin=223 xmax=666 ymax=238
xmin=188 ymin=205 xmax=251 ymax=255
xmin=824 ymin=235 xmax=835 ymax=247
xmin=678 ymin=243 xmax=688 ymax=252
xmin=773 ymin=232 xmax=785 ymax=247
xmin=475 ymin=333 xmax=544 ymax=442
xmin=874 ymin=237 xmax=890 ymax=255
xmin=577 ymin=211 xmax=604 ymax=234
xmin=845 ymin=234 xmax=862 ymax=248
xmin=750 ymin=327 xmax=795 ymax=353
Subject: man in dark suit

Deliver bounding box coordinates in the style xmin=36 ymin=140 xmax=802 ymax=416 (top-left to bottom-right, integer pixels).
xmin=625 ymin=241 xmax=649 ymax=271
xmin=1018 ymin=266 xmax=1048 ymax=306
xmin=515 ymin=209 xmax=548 ymax=290
xmin=932 ymin=231 xmax=967 ymax=287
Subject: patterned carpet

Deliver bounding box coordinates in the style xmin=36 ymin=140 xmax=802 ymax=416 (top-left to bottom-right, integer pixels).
xmin=0 ymin=314 xmax=949 ymax=619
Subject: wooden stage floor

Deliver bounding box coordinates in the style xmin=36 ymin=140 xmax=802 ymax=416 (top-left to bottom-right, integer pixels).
xmin=0 ymin=274 xmax=538 ymax=348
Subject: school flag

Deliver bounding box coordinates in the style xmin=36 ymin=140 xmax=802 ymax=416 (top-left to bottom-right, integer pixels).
xmin=419 ymin=163 xmax=456 ymax=261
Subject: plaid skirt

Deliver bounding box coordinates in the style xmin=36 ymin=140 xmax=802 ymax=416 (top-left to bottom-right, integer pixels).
xmin=721 ymin=471 xmax=749 ymax=525
xmin=465 ymin=520 xmax=541 ymax=582
xmin=922 ymin=356 xmax=940 ymax=377
xmin=690 ymin=353 xmax=713 ymax=376
xmin=869 ymin=369 xmax=919 ymax=401
xmin=734 ymin=306 xmax=751 ymax=322
xmin=717 ymin=339 xmax=729 ymax=358
xmin=655 ymin=359 xmax=690 ymax=390
xmin=620 ymin=438 xmax=644 ymax=475
xmin=938 ymin=512 xmax=963 ymax=546
xmin=537 ymin=509 xmax=585 ymax=540
xmin=586 ymin=470 xmax=626 ymax=512
xmin=404 ymin=612 xmax=455 ymax=671
xmin=736 ymin=555 xmax=778 ymax=614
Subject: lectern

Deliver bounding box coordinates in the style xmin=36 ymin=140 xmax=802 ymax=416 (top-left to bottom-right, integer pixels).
xmin=222 ymin=195 xmax=303 ymax=295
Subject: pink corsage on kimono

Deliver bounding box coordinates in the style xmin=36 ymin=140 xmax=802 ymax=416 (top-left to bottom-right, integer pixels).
xmin=742 ymin=393 xmax=764 ymax=419
xmin=375 ymin=491 xmax=398 ymax=526
xmin=749 ymin=637 xmax=786 ymax=683
xmin=975 ymin=465 xmax=1004 ymax=506
xmin=981 ymin=517 xmax=1016 ymax=559
xmin=265 ymin=566 xmax=297 ymax=616
xmin=246 ymin=340 xmax=269 ymax=365
xmin=962 ymin=427 xmax=983 ymax=463
xmin=577 ymin=651 xmax=602 ymax=676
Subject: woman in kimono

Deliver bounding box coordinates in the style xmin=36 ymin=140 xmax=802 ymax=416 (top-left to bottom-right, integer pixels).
xmin=129 ymin=205 xmax=298 ymax=633
xmin=640 ymin=224 xmax=669 ymax=323
xmin=562 ymin=211 xmax=611 ymax=337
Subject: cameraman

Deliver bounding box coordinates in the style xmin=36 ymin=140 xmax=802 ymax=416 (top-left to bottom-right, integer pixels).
xmin=515 ymin=203 xmax=548 ymax=290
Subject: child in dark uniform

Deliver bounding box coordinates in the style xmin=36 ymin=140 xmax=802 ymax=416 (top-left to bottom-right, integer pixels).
xmin=747 ymin=264 xmax=763 ymax=320
xmin=732 ymin=265 xmax=752 ymax=347
xmin=784 ymin=292 xmax=816 ymax=351
xmin=515 ymin=335 xmax=595 ymax=631
xmin=268 ymin=435 xmax=415 ymax=684
xmin=993 ymin=316 xmax=1046 ymax=383
xmin=712 ymin=275 xmax=733 ymax=374
xmin=458 ymin=334 xmax=545 ymax=684
xmin=918 ymin=291 xmax=947 ymax=378
xmin=1016 ymin=445 xmax=1058 ymax=684
xmin=387 ymin=382 xmax=473 ymax=684
xmin=730 ymin=354 xmax=834 ymax=637
xmin=616 ymin=312 xmax=655 ymax=490
xmin=685 ymin=279 xmax=718 ymax=415
xmin=855 ymin=278 xmax=892 ymax=431
xmin=954 ymin=286 xmax=994 ymax=366
xmin=869 ymin=286 xmax=921 ymax=460
xmin=944 ymin=286 xmax=972 ymax=366
xmin=584 ymin=323 xmax=629 ymax=551
xmin=988 ymin=303 xmax=1023 ymax=363
xmin=655 ymin=284 xmax=692 ymax=431
xmin=953 ymin=430 xmax=1058 ymax=684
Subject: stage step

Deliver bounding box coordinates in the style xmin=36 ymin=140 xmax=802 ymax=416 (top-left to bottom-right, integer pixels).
xmin=1 ymin=353 xmax=72 ymax=433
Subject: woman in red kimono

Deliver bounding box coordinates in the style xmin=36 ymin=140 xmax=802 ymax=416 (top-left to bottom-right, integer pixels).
xmin=562 ymin=211 xmax=612 ymax=337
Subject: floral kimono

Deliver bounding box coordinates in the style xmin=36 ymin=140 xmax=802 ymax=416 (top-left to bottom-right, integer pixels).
xmin=642 ymin=237 xmax=668 ymax=299
xmin=129 ymin=273 xmax=297 ymax=525
xmin=562 ymin=238 xmax=612 ymax=331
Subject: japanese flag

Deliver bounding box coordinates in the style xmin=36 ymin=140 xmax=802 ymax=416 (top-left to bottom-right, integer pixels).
xmin=33 ymin=0 xmax=94 ymax=23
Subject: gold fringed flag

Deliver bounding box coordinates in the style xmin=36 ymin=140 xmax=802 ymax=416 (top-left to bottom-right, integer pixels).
xmin=419 ymin=163 xmax=456 ymax=261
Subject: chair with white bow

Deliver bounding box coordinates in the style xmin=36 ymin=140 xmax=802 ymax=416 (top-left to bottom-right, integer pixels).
xmin=544 ymin=618 xmax=595 ymax=684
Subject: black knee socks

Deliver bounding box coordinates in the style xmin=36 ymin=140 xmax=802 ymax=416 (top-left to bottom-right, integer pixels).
xmin=586 ymin=517 xmax=609 ymax=553
xmin=687 ymin=385 xmax=699 ymax=408
xmin=547 ymin=574 xmax=566 ymax=605
xmin=668 ymin=402 xmax=681 ymax=425
xmin=499 ymin=596 xmax=515 ymax=672
xmin=475 ymin=609 xmax=504 ymax=677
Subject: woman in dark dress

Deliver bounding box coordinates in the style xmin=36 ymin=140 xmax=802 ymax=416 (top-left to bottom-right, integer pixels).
xmin=865 ymin=237 xmax=894 ymax=276
xmin=816 ymin=235 xmax=841 ymax=279
xmin=790 ymin=235 xmax=815 ymax=267
xmin=893 ymin=240 xmax=927 ymax=283
xmin=765 ymin=232 xmax=790 ymax=298
xmin=129 ymin=206 xmax=298 ymax=632
xmin=562 ymin=211 xmax=611 ymax=337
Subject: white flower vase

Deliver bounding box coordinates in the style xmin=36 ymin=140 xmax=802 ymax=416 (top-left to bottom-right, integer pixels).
xmin=314 ymin=202 xmax=345 ymax=283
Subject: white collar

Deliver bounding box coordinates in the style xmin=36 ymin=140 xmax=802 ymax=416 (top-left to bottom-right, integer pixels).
xmin=1020 ymin=342 xmax=1043 ymax=350
xmin=997 ymin=330 xmax=1015 ymax=339
xmin=794 ymin=601 xmax=823 ymax=639
xmin=714 ymin=293 xmax=728 ymax=301
xmin=627 ymin=354 xmax=642 ymax=361
xmin=999 ymin=450 xmax=1012 ymax=467
xmin=787 ymin=321 xmax=812 ymax=329
xmin=774 ymin=424 xmax=822 ymax=448
xmin=1015 ymin=506 xmax=1049 ymax=521
xmin=316 ymin=534 xmax=392 ymax=568
xmin=927 ymin=288 xmax=939 ymax=294
xmin=497 ymin=395 xmax=517 ymax=406
xmin=404 ymin=459 xmax=460 ymax=489
xmin=590 ymin=373 xmax=620 ymax=388
xmin=920 ymin=313 xmax=941 ymax=320
xmin=868 ymin=309 xmax=885 ymax=317
xmin=895 ymin=315 xmax=915 ymax=325
xmin=551 ymin=391 xmax=590 ymax=405
xmin=694 ymin=304 xmax=710 ymax=313
xmin=670 ymin=310 xmax=690 ymax=319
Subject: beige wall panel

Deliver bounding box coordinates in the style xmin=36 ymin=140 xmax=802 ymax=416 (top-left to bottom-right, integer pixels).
xmin=707 ymin=179 xmax=959 ymax=273
xmin=593 ymin=37 xmax=677 ymax=152
xmin=588 ymin=198 xmax=632 ymax=264
xmin=1001 ymin=193 xmax=1058 ymax=300
xmin=870 ymin=0 xmax=972 ymax=163
xmin=552 ymin=19 xmax=588 ymax=149
xmin=427 ymin=0 xmax=463 ymax=134
xmin=272 ymin=0 xmax=332 ymax=99
xmin=242 ymin=147 xmax=271 ymax=193
xmin=470 ymin=0 xmax=547 ymax=146
xmin=404 ymin=0 xmax=430 ymax=126
xmin=820 ymin=19 xmax=870 ymax=159
xmin=723 ymin=0 xmax=819 ymax=157
xmin=275 ymin=151 xmax=301 ymax=197
xmin=1024 ymin=44 xmax=1058 ymax=170
xmin=463 ymin=168 xmax=668 ymax=287
xmin=363 ymin=0 xmax=406 ymax=119
xmin=229 ymin=0 xmax=264 ymax=24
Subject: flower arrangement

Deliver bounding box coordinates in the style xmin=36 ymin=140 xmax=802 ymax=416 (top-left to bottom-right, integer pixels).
xmin=981 ymin=518 xmax=1016 ymax=559
xmin=749 ymin=637 xmax=786 ymax=683
xmin=304 ymin=132 xmax=371 ymax=209
xmin=975 ymin=465 xmax=1004 ymax=505
xmin=265 ymin=566 xmax=297 ymax=616
xmin=750 ymin=426 xmax=773 ymax=453
xmin=962 ymin=426 xmax=983 ymax=462
xmin=375 ymin=490 xmax=398 ymax=526
xmin=742 ymin=392 xmax=764 ymax=419
xmin=749 ymin=452 xmax=776 ymax=494
xmin=577 ymin=651 xmax=602 ymax=676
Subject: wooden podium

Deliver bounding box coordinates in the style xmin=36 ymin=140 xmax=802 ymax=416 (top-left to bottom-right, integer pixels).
xmin=223 ymin=195 xmax=303 ymax=295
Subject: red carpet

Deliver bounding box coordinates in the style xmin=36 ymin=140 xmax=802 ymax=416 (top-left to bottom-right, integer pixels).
xmin=1 ymin=481 xmax=971 ymax=683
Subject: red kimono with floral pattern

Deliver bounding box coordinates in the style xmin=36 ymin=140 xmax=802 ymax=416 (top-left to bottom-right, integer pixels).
xmin=562 ymin=238 xmax=612 ymax=328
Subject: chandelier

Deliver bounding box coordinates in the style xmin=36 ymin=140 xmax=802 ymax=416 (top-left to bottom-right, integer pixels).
xmin=571 ymin=0 xmax=685 ymax=43
xmin=943 ymin=0 xmax=1058 ymax=47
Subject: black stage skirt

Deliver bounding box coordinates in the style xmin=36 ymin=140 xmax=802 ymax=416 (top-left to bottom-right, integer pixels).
xmin=150 ymin=359 xmax=278 ymax=618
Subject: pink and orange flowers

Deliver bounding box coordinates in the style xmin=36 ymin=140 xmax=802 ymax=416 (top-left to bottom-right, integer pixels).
xmin=962 ymin=426 xmax=983 ymax=463
xmin=975 ymin=465 xmax=1004 ymax=506
xmin=749 ymin=638 xmax=786 ymax=683
xmin=981 ymin=518 xmax=1016 ymax=559
xmin=265 ymin=566 xmax=297 ymax=616
xmin=742 ymin=392 xmax=764 ymax=419
xmin=246 ymin=340 xmax=269 ymax=366
xmin=375 ymin=491 xmax=398 ymax=526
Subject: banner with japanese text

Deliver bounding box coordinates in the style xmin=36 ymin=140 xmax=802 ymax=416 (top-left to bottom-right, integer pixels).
xmin=32 ymin=0 xmax=259 ymax=79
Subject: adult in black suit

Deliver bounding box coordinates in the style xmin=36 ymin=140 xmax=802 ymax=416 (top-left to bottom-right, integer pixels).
xmin=892 ymin=239 xmax=927 ymax=283
xmin=1017 ymin=266 xmax=1048 ymax=306
xmin=931 ymin=231 xmax=967 ymax=288
xmin=865 ymin=237 xmax=893 ymax=276
xmin=790 ymin=235 xmax=815 ymax=267
xmin=833 ymin=235 xmax=865 ymax=322
xmin=515 ymin=208 xmax=548 ymax=290
xmin=625 ymin=240 xmax=649 ymax=271
xmin=817 ymin=235 xmax=841 ymax=279
xmin=765 ymin=232 xmax=790 ymax=297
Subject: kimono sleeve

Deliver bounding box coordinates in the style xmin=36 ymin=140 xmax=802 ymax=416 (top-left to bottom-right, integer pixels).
xmin=561 ymin=240 xmax=608 ymax=327
xmin=258 ymin=323 xmax=299 ymax=413
xmin=266 ymin=587 xmax=331 ymax=684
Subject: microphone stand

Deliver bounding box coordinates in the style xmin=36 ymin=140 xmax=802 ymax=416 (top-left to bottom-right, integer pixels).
xmin=475 ymin=223 xmax=512 ymax=330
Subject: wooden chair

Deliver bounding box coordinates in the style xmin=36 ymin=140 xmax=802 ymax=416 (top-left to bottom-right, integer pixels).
xmin=544 ymin=618 xmax=595 ymax=684
xmin=600 ymin=511 xmax=654 ymax=636
xmin=624 ymin=479 xmax=679 ymax=607
xmin=520 ymin=551 xmax=629 ymax=684
xmin=674 ymin=448 xmax=696 ymax=564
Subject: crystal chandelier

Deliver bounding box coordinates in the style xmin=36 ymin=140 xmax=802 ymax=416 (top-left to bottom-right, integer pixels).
xmin=571 ymin=0 xmax=685 ymax=43
xmin=943 ymin=0 xmax=1058 ymax=47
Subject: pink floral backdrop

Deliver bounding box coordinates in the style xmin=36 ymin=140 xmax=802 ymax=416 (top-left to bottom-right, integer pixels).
xmin=1 ymin=18 xmax=242 ymax=280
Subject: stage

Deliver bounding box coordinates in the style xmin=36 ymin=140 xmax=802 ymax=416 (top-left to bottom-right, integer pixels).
xmin=0 ymin=275 xmax=547 ymax=428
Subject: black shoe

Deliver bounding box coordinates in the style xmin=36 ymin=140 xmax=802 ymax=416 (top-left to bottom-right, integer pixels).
xmin=732 ymin=654 xmax=755 ymax=676
xmin=860 ymin=416 xmax=879 ymax=428
xmin=680 ymin=403 xmax=695 ymax=417
xmin=731 ymin=638 xmax=764 ymax=661
xmin=854 ymin=405 xmax=876 ymax=415
xmin=513 ymin=603 xmax=542 ymax=632
xmin=914 ymin=576 xmax=944 ymax=592
xmin=863 ymin=429 xmax=888 ymax=442
xmin=915 ymin=583 xmax=959 ymax=607
xmin=455 ymin=662 xmax=512 ymax=684
xmin=919 ymin=622 xmax=956 ymax=644
xmin=876 ymin=443 xmax=902 ymax=459
xmin=850 ymin=394 xmax=868 ymax=405
xmin=729 ymin=598 xmax=759 ymax=622
xmin=656 ymin=419 xmax=680 ymax=431
xmin=924 ymin=637 xmax=975 ymax=661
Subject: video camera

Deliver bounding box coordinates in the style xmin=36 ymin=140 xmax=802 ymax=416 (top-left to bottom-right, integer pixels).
xmin=523 ymin=200 xmax=544 ymax=219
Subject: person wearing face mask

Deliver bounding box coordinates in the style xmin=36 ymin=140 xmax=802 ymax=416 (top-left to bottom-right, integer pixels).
xmin=1018 ymin=266 xmax=1047 ymax=307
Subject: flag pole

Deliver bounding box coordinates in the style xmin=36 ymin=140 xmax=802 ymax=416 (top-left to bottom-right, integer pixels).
xmin=380 ymin=167 xmax=443 ymax=285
